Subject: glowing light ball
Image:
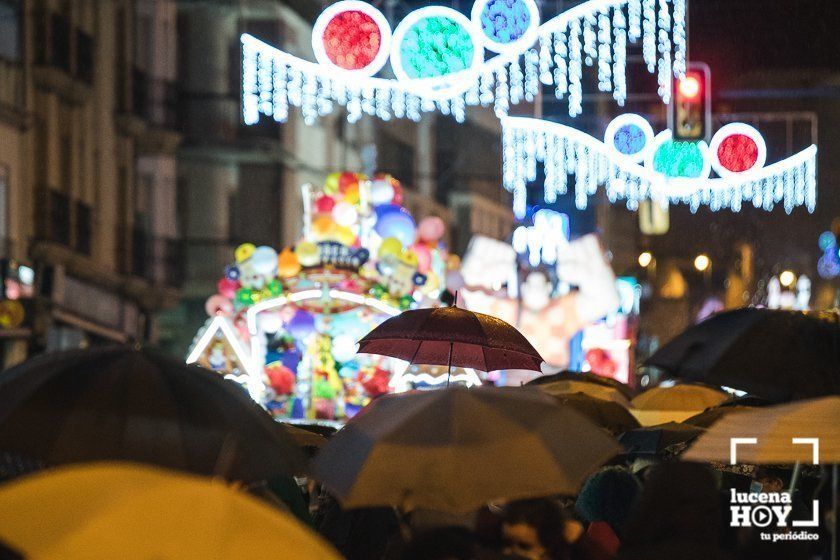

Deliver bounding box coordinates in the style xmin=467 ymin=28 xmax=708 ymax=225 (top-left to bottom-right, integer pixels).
xmin=333 ymin=201 xmax=358 ymax=227
xmin=325 ymin=172 xmax=341 ymax=194
xmin=224 ymin=264 xmax=240 ymax=281
xmin=343 ymin=183 xmax=360 ymax=205
xmin=235 ymin=243 xmax=255 ymax=263
xmin=604 ymin=114 xmax=654 ymax=162
xmin=370 ymin=179 xmax=395 ymax=206
xmin=709 ymin=123 xmax=767 ymax=177
xmin=331 ymin=334 xmax=359 ymax=363
xmin=295 ymin=241 xmax=320 ymax=267
xmin=412 ymin=243 xmax=432 ymax=273
xmin=251 ymin=246 xmax=278 ymax=275
xmin=819 ymin=231 xmax=836 ymax=252
xmin=265 ymin=363 xmax=296 ymax=395
xmin=312 ymin=215 xmax=337 ymax=240
xmin=311 ymin=0 xmax=392 ymax=76
xmin=374 ymin=205 xmax=416 ymax=246
xmin=277 ymin=247 xmax=301 ymax=278
xmin=391 ymin=7 xmax=481 ymax=80
xmin=471 ymin=0 xmax=539 ymax=54
xmin=217 ymin=278 xmax=239 ymax=298
xmin=333 ymin=225 xmax=357 ymax=246
xmin=205 ymin=294 xmax=233 ymax=317
xmin=417 ymin=216 xmax=445 ymax=243
xmin=647 ymin=132 xmax=710 ymax=180
xmin=378 ymin=236 xmax=404 ymax=258
xmin=338 ymin=171 xmax=359 ymax=193
xmin=287 ymin=309 xmax=316 ymax=339
xmin=315 ymin=195 xmax=336 ymax=214
xmin=258 ymin=311 xmax=284 ymax=333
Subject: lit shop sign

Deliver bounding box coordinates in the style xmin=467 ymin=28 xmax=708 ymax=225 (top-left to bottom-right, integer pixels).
xmin=241 ymin=0 xmax=687 ymax=124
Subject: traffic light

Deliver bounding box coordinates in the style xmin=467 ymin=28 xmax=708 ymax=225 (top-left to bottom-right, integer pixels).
xmin=669 ymin=62 xmax=711 ymax=142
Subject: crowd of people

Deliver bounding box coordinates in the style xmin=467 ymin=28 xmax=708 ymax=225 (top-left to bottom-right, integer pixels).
xmin=242 ymin=455 xmax=833 ymax=560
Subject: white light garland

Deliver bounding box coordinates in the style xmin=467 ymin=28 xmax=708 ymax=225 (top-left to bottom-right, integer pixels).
xmin=501 ymin=116 xmax=818 ymax=218
xmin=242 ymin=0 xmax=687 ymax=125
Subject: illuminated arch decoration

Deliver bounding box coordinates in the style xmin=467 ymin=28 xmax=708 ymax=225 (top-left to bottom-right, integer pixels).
xmin=502 ymin=115 xmax=817 ymax=218
xmin=242 ymin=0 xmax=687 ymax=124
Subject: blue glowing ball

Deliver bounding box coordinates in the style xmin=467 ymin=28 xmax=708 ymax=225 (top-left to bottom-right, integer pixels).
xmin=374 ymin=205 xmax=417 ymax=246
xmin=818 ymin=231 xmax=836 ymax=251
xmin=613 ymin=124 xmax=647 ymax=157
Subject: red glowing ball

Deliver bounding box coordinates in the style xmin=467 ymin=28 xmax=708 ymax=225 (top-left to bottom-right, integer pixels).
xmin=315 ymin=195 xmax=336 ymax=214
xmin=323 ymin=11 xmax=382 ymax=71
xmin=717 ymin=134 xmax=759 ymax=173
xmin=265 ymin=363 xmax=296 ymax=395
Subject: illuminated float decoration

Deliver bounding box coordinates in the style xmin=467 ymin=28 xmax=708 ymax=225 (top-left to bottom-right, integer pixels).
xmin=242 ymin=0 xmax=687 ymax=124
xmin=454 ymin=230 xmax=635 ymax=383
xmin=502 ymin=114 xmax=817 ymax=218
xmin=186 ymin=172 xmax=471 ymax=423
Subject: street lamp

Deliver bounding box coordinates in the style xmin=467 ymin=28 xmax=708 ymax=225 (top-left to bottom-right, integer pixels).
xmin=638 ymin=251 xmax=653 ymax=268
xmin=694 ymin=254 xmax=711 ymax=272
xmin=779 ymin=270 xmax=796 ymax=288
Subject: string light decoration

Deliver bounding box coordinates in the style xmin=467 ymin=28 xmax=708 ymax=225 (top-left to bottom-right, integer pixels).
xmin=242 ymin=0 xmax=687 ymax=125
xmin=501 ymin=115 xmax=817 ymax=218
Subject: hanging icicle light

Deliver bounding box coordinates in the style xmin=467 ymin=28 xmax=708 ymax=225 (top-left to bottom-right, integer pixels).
xmin=501 ymin=115 xmax=818 ymax=218
xmin=242 ymin=0 xmax=688 ymax=125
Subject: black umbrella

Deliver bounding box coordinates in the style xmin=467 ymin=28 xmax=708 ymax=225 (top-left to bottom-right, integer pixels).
xmin=645 ymin=308 xmax=840 ymax=402
xmin=526 ymin=370 xmax=635 ymax=399
xmin=551 ymin=392 xmax=640 ymax=434
xmin=0 ymin=347 xmax=306 ymax=480
xmin=618 ymin=422 xmax=704 ymax=455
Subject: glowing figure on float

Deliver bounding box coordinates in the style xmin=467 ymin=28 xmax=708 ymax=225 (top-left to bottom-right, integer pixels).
xmin=186 ymin=172 xmax=462 ymax=422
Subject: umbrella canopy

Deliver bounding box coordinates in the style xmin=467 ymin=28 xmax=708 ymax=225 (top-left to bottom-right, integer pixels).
xmin=646 ymin=308 xmax=840 ymax=401
xmin=682 ymin=405 xmax=755 ymax=429
xmin=619 ymin=422 xmax=704 ymax=455
xmin=280 ymin=423 xmax=327 ymax=449
xmin=0 ymin=347 xmax=306 ymax=480
xmin=357 ymin=306 xmax=544 ymax=372
xmin=551 ymin=392 xmax=639 ymax=434
xmin=684 ymin=396 xmax=840 ymax=464
xmin=526 ymin=370 xmax=635 ymax=399
xmin=0 ymin=462 xmax=340 ymax=560
xmin=535 ymin=380 xmax=633 ymax=408
xmin=631 ymin=384 xmax=729 ymax=411
xmin=312 ymin=386 xmax=620 ymax=514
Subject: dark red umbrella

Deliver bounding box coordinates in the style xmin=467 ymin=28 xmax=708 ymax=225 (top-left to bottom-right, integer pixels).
xmin=357 ymin=306 xmax=544 ymax=372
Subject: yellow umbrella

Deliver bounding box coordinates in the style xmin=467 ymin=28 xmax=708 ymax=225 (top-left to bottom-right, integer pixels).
xmin=684 ymin=396 xmax=840 ymax=464
xmin=536 ymin=379 xmax=633 ymax=408
xmin=0 ymin=462 xmax=342 ymax=560
xmin=632 ymin=384 xmax=730 ymax=411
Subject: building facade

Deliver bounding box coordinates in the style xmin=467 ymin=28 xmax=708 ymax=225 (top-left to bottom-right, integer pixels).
xmin=0 ymin=0 xmax=181 ymax=367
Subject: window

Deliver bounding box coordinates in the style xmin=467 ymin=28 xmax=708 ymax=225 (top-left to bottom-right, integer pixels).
xmin=0 ymin=1 xmax=19 ymax=61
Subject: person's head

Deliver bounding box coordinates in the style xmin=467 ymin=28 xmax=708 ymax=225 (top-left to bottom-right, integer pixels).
xmin=753 ymin=466 xmax=787 ymax=494
xmin=575 ymin=466 xmax=641 ymax=535
xmin=400 ymin=526 xmax=473 ymax=560
xmin=502 ymin=498 xmax=569 ymax=560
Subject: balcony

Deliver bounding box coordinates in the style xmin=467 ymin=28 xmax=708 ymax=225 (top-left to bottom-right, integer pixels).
xmin=31 ymin=11 xmax=93 ymax=103
xmin=0 ymin=57 xmax=26 ymax=128
xmin=130 ymin=68 xmax=182 ymax=153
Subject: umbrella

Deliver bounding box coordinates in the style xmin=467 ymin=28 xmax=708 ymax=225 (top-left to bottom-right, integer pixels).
xmin=619 ymin=422 xmax=704 ymax=455
xmin=551 ymin=392 xmax=639 ymax=434
xmin=646 ymin=308 xmax=840 ymax=401
xmin=0 ymin=347 xmax=306 ymax=480
xmin=682 ymin=405 xmax=755 ymax=428
xmin=526 ymin=370 xmax=635 ymax=399
xmin=683 ymin=396 xmax=840 ymax=464
xmin=312 ymin=386 xmax=620 ymax=514
xmin=534 ymin=380 xmax=633 ymax=408
xmin=0 ymin=462 xmax=341 ymax=560
xmin=357 ymin=306 xmax=544 ymax=373
xmin=280 ymin=422 xmax=326 ymax=449
xmin=631 ymin=384 xmax=729 ymax=411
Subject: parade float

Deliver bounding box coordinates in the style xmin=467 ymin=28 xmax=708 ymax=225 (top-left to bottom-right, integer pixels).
xmin=186 ymin=172 xmax=458 ymax=421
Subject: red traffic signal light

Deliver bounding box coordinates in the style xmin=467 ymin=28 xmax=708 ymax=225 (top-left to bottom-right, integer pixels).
xmin=677 ymin=74 xmax=701 ymax=100
xmin=670 ymin=63 xmax=711 ymax=142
